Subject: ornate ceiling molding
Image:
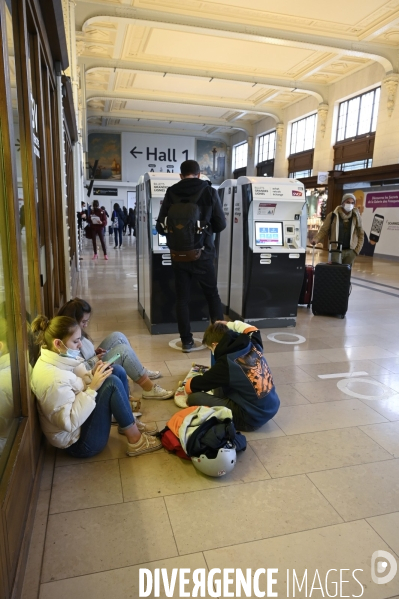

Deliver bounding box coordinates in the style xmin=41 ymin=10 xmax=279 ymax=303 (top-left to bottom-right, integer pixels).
xmin=81 ymin=63 xmax=326 ymax=104
xmin=85 ymin=90 xmax=283 ymax=122
xmin=86 ymin=106 xmax=253 ymax=135
xmin=80 ymin=13 xmax=398 ymax=73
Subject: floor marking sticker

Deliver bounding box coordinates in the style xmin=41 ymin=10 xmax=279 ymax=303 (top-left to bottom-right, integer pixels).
xmin=336 ymin=377 xmax=398 ymax=401
xmin=318 ymin=372 xmax=369 ymax=379
xmin=267 ymin=332 xmax=306 ymax=344
xmin=169 ymin=338 xmax=205 ymax=352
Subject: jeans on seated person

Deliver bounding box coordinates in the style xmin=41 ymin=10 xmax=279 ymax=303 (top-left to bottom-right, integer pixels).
xmin=66 ymin=364 xmax=134 ymax=458
xmin=99 ymin=332 xmax=146 ymax=381
xmin=187 ymin=388 xmax=257 ymax=432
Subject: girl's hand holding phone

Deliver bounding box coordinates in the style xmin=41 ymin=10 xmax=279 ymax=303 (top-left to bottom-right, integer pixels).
xmin=89 ymin=361 xmax=113 ymax=391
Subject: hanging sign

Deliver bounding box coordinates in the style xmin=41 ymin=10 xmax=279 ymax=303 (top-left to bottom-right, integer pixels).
xmin=93 ymin=188 xmax=118 ymax=196
xmin=317 ymin=172 xmax=328 ymax=184
xmin=122 ymin=132 xmax=195 ymax=182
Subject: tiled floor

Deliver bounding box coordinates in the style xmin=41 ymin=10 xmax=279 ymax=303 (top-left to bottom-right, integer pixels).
xmin=22 ymin=237 xmax=399 ymax=598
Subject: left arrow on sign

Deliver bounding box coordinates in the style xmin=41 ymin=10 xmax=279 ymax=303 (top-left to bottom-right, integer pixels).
xmin=130 ymin=146 xmax=143 ymax=158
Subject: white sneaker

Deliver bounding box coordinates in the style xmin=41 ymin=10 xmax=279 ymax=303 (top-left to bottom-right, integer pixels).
xmin=142 ymin=384 xmax=174 ymax=400
xmin=126 ymin=433 xmax=162 ymax=457
xmin=174 ymin=386 xmax=188 ymax=408
xmin=146 ymin=369 xmax=161 ymax=380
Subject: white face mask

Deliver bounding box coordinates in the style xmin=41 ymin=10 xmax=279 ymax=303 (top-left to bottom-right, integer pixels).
xmin=59 ymin=341 xmax=81 ymax=359
xmin=343 ymin=203 xmax=354 ymax=212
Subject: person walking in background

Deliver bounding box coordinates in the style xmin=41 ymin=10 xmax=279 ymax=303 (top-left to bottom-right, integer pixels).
xmin=127 ymin=208 xmax=135 ymax=236
xmin=112 ymin=203 xmax=125 ymax=249
xmin=312 ymin=193 xmax=364 ymax=266
xmin=122 ymin=206 xmax=128 ymax=236
xmin=101 ymin=206 xmax=109 ymax=236
xmin=88 ymin=200 xmax=108 ymax=261
xmin=132 ymin=207 xmax=137 ymax=237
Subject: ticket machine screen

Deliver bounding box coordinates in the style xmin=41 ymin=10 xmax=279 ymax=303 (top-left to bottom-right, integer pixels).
xmin=158 ymin=234 xmax=168 ymax=247
xmin=255 ymin=222 xmax=283 ymax=246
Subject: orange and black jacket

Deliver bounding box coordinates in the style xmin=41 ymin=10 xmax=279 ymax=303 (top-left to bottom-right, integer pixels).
xmin=189 ymin=328 xmax=280 ymax=428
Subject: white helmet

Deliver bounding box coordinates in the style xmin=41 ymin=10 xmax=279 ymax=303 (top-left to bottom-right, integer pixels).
xmin=191 ymin=445 xmax=236 ymax=477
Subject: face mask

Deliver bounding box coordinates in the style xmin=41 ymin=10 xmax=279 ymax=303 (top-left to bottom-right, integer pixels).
xmin=59 ymin=341 xmax=81 ymax=359
xmin=343 ymin=203 xmax=354 ymax=212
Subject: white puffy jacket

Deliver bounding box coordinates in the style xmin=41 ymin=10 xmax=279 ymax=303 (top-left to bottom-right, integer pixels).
xmin=31 ymin=348 xmax=97 ymax=448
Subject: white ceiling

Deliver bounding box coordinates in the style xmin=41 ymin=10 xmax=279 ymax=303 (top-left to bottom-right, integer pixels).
xmin=75 ymin=0 xmax=399 ymax=139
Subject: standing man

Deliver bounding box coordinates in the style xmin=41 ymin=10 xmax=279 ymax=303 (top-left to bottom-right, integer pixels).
xmin=311 ymin=193 xmax=364 ymax=265
xmin=156 ymin=160 xmax=226 ymax=352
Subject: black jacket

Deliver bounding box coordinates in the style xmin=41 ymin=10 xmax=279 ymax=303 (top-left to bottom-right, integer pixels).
xmin=156 ymin=178 xmax=226 ymax=260
xmin=190 ymin=329 xmax=280 ymax=429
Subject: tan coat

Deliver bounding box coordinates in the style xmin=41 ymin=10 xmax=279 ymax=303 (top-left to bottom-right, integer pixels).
xmin=314 ymin=206 xmax=364 ymax=254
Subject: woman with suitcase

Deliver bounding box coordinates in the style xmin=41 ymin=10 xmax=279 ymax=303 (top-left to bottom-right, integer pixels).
xmin=310 ymin=194 xmax=364 ymax=318
xmin=311 ymin=193 xmax=364 ymax=265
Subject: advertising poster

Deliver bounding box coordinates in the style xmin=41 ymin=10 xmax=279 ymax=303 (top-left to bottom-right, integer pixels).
xmin=196 ymin=140 xmax=226 ymax=185
xmin=352 ymin=187 xmax=399 ymax=258
xmin=88 ymin=133 xmax=122 ymax=180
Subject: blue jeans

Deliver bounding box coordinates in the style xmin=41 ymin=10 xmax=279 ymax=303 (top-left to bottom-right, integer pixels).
xmin=114 ymin=225 xmax=123 ymax=247
xmin=99 ymin=332 xmax=146 ymax=381
xmin=66 ymin=364 xmax=134 ymax=458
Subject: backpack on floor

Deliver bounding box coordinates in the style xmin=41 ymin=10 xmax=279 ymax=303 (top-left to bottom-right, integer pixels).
xmin=163 ymin=188 xmax=209 ymax=261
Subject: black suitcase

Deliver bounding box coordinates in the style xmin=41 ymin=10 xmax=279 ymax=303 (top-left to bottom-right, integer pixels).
xmin=312 ymin=263 xmax=351 ymax=318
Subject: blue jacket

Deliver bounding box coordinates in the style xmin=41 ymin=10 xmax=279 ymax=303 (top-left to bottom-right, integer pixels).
xmin=190 ymin=328 xmax=280 ymax=429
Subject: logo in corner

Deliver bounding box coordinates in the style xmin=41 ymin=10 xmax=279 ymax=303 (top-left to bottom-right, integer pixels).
xmin=292 ymin=190 xmax=303 ymax=197
xmin=371 ymin=550 xmax=397 ymax=584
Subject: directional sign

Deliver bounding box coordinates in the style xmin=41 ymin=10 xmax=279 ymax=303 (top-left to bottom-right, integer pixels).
xmin=122 ymin=132 xmax=195 ymax=183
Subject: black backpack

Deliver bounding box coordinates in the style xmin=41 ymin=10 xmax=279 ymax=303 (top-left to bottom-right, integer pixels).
xmin=164 ymin=188 xmax=209 ymax=261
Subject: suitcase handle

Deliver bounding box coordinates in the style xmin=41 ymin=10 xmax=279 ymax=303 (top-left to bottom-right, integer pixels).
xmin=329 ymin=242 xmax=342 ymax=252
xmin=312 ymin=244 xmax=315 ymax=268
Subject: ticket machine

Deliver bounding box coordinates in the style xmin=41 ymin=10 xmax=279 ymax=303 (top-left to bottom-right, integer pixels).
xmin=136 ymin=175 xmax=146 ymax=317
xmin=139 ymin=172 xmax=209 ymax=334
xmin=216 ymin=179 xmax=236 ymax=314
xmin=229 ymin=176 xmax=306 ymax=328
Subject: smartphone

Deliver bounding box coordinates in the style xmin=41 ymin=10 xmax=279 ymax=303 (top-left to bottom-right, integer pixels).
xmin=370 ymin=213 xmax=384 ymax=243
xmin=104 ymin=353 xmax=120 ymax=366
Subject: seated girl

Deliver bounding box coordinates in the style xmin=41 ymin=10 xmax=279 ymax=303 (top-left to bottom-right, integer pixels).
xmin=57 ymin=298 xmax=173 ymax=400
xmin=184 ymin=321 xmax=280 ymax=431
xmin=31 ymin=315 xmax=162 ymax=458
